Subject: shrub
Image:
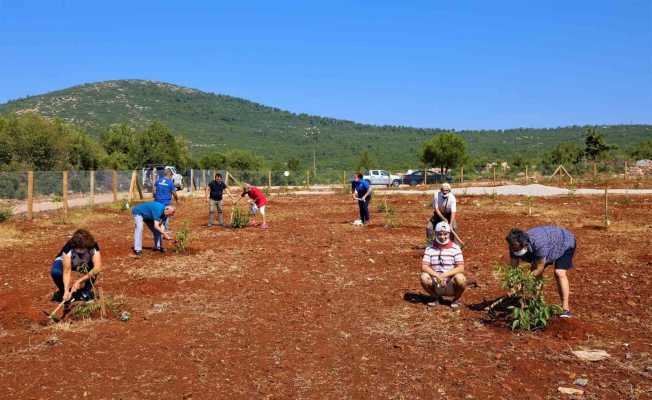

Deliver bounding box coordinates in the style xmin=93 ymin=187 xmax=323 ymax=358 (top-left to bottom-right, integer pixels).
xmin=230 ymin=207 xmax=250 ymax=228
xmin=382 ymin=199 xmax=398 ymax=228
xmin=494 ymin=264 xmax=562 ymax=331
xmin=0 ymin=207 xmax=12 ymax=223
xmin=174 ymin=221 xmax=191 ymax=253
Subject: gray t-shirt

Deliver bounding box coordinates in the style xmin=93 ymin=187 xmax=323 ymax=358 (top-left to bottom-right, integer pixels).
xmin=433 ymin=192 xmax=457 ymax=214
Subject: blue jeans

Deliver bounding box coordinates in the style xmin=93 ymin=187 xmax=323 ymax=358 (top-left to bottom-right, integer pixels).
xmin=358 ymin=197 xmax=370 ymax=223
xmin=51 ymin=259 xmax=95 ymax=294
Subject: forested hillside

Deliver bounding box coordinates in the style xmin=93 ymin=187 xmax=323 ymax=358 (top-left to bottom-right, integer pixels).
xmin=1 ymin=80 xmax=650 ymax=169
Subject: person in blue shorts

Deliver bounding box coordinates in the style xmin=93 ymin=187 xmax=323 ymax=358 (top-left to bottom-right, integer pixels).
xmin=132 ymin=201 xmax=176 ymax=256
xmin=153 ymin=168 xmax=179 ymax=230
xmin=352 ymin=173 xmax=372 ymax=225
xmin=507 ymin=225 xmax=577 ymax=318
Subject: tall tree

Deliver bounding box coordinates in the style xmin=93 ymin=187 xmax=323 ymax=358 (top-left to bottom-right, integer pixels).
xmin=420 ymin=132 xmax=468 ymax=174
xmin=583 ymin=128 xmax=616 ymax=161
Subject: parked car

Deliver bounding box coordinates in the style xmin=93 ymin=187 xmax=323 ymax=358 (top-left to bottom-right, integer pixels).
xmin=362 ymin=170 xmax=402 ymax=187
xmin=142 ymin=165 xmax=184 ymax=190
xmin=402 ymin=170 xmax=453 ymax=186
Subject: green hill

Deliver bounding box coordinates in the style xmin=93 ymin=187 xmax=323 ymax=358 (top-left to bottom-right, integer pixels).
xmin=1 ymin=79 xmax=650 ymax=169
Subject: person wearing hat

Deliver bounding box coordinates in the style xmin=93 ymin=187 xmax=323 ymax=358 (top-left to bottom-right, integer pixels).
xmin=426 ymin=182 xmax=458 ymax=243
xmin=131 ymin=201 xmax=176 ymax=256
xmin=506 ymin=226 xmax=576 ymax=318
xmin=420 ymin=221 xmax=467 ymax=308
xmin=237 ymin=183 xmax=268 ymax=228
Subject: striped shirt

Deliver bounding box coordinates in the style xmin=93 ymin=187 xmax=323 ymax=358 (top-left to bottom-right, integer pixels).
xmin=422 ymin=242 xmax=464 ymax=274
xmin=523 ymin=226 xmax=576 ymax=265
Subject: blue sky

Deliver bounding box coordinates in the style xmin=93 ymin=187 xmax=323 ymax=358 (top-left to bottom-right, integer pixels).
xmin=1 ymin=0 xmax=650 ymax=129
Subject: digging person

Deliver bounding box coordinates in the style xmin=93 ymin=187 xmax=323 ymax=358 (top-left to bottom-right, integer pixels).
xmin=132 ymin=201 xmax=176 ymax=256
xmin=206 ymin=173 xmax=232 ymax=227
xmin=51 ymin=229 xmax=102 ymax=304
xmin=506 ymin=226 xmax=576 ymax=318
xmin=426 ymin=182 xmax=459 ymax=243
xmin=420 ymin=221 xmax=467 ymax=308
xmin=236 ymin=183 xmax=268 ymax=229
xmin=352 ymin=173 xmax=372 ymax=225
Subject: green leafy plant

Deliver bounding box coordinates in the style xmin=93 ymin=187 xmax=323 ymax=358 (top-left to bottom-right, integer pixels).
xmin=263 ymin=186 xmax=271 ymax=197
xmin=51 ymin=194 xmax=63 ymax=203
xmin=230 ymin=207 xmax=250 ymax=228
xmin=70 ymin=264 xmax=125 ymax=320
xmin=494 ymin=264 xmax=562 ymax=331
xmin=174 ymin=221 xmax=191 ymax=253
xmin=0 ymin=207 xmax=12 ymax=223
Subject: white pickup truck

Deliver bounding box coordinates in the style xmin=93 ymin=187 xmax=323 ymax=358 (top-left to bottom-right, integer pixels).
xmin=363 ymin=170 xmax=402 ymax=187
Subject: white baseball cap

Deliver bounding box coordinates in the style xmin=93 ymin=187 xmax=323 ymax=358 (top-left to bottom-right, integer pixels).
xmin=435 ymin=221 xmax=451 ymax=232
xmin=441 ymin=183 xmax=451 ymax=191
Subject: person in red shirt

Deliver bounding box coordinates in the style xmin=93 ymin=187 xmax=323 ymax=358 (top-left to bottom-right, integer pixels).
xmin=237 ymin=183 xmax=268 ymax=229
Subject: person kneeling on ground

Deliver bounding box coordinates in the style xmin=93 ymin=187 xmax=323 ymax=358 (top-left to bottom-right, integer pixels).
xmin=132 ymin=201 xmax=176 ymax=256
xmin=237 ymin=183 xmax=268 ymax=229
xmin=420 ymin=221 xmax=466 ymax=308
xmin=51 ymin=229 xmax=102 ymax=304
xmin=506 ymin=225 xmax=576 ymax=318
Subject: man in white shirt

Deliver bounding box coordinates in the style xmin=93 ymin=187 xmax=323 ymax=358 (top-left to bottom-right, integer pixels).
xmin=426 ymin=183 xmax=458 ymax=242
xmin=420 ymin=221 xmax=467 ymax=308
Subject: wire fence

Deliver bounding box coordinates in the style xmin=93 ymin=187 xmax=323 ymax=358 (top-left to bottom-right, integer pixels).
xmin=0 ymin=162 xmax=651 ymax=216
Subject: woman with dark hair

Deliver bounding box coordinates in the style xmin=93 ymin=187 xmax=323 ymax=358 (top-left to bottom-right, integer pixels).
xmin=51 ymin=229 xmax=102 ymax=303
xmin=506 ymin=226 xmax=576 ymax=318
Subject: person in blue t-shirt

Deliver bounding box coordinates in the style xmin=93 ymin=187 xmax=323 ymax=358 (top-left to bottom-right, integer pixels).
xmin=153 ymin=169 xmax=179 ymax=230
xmin=131 ymin=201 xmax=176 ymax=257
xmin=352 ymin=173 xmax=372 ymax=225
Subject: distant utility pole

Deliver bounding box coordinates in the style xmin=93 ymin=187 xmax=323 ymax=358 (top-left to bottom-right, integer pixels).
xmin=304 ymin=126 xmax=320 ymax=176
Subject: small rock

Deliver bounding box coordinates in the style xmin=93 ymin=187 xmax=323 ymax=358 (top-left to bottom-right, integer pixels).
xmin=571 ymin=349 xmax=610 ymax=361
xmin=119 ymin=311 xmax=131 ymax=321
xmin=368 ymin=258 xmax=375 ymax=264
xmin=573 ymin=378 xmax=589 ymax=386
xmin=558 ymin=387 xmax=584 ymax=395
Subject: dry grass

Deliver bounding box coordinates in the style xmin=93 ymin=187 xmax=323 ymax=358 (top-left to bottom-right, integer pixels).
xmin=126 ymin=249 xmax=245 ymax=279
xmin=0 ymin=224 xmax=29 ymax=249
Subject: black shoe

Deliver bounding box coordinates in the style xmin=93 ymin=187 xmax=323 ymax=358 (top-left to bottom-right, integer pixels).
xmin=134 ymin=250 xmax=143 ymax=257
xmin=51 ymin=290 xmax=63 ymax=302
xmin=154 ymin=247 xmax=166 ymax=253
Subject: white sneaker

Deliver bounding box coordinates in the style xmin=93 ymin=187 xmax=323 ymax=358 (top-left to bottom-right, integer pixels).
xmin=352 ymin=219 xmax=363 ymax=226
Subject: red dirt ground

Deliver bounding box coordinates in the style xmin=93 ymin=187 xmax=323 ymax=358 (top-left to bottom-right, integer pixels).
xmin=0 ymin=192 xmax=650 ymax=399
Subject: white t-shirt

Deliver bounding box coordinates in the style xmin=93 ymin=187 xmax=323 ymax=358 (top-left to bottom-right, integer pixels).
xmin=433 ymin=192 xmax=457 ymax=214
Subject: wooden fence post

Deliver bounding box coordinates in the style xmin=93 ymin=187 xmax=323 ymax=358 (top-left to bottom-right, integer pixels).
xmin=128 ymin=170 xmax=137 ymax=202
xmin=624 ymin=161 xmax=628 ymax=181
xmin=604 ymin=186 xmax=609 ymax=227
xmin=89 ymin=170 xmax=95 ymax=208
xmin=492 ymin=166 xmax=496 ymax=186
xmin=190 ymin=169 xmax=194 ymax=194
xmin=306 ymin=169 xmax=310 ymax=188
xmin=460 ymin=166 xmax=464 ymax=183
xmin=62 ymin=170 xmax=69 ymax=222
xmin=525 ymin=165 xmax=529 ymax=184
xmin=423 ymin=169 xmax=428 ymax=185
xmin=268 ymin=170 xmax=272 ymax=190
xmin=593 ymin=163 xmax=597 ymax=180
xmin=112 ymin=170 xmax=118 ymax=202
xmin=27 ymin=171 xmax=34 ymax=219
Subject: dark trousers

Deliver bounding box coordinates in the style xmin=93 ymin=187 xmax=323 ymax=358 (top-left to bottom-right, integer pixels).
xmin=51 ymin=259 xmax=95 ymax=294
xmin=358 ymin=197 xmax=371 ymax=223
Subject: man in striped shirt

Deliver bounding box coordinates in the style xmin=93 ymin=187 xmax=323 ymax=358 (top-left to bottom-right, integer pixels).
xmin=420 ymin=221 xmax=467 ymax=308
xmin=506 ymin=226 xmax=576 ymax=318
